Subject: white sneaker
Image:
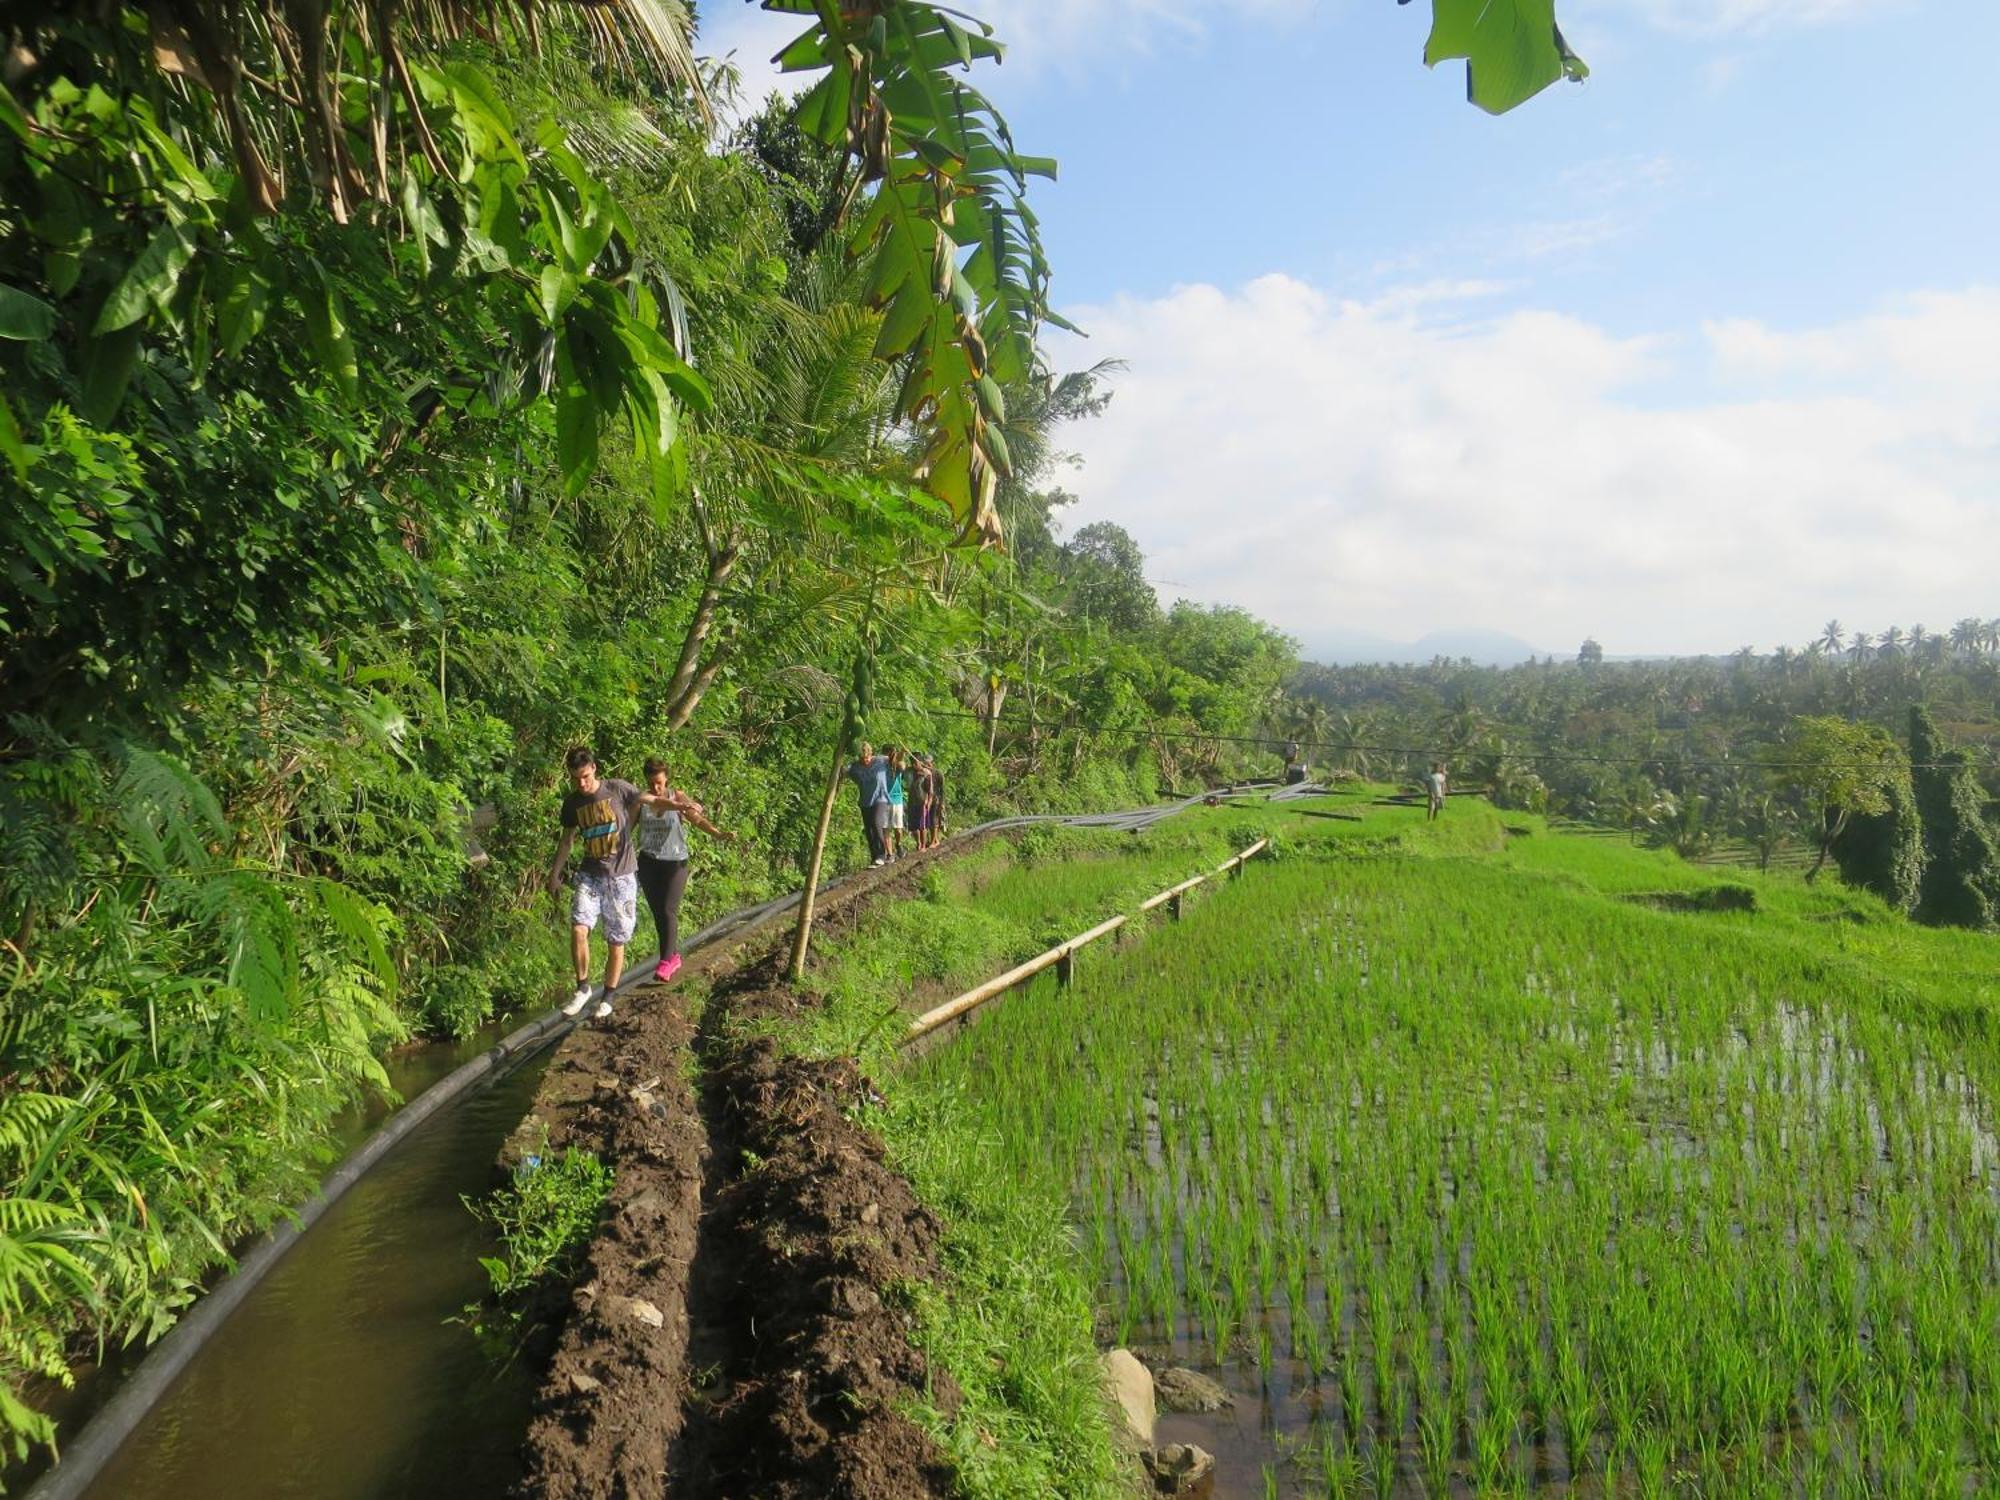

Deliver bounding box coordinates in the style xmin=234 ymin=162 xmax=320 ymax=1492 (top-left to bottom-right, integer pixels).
xmin=871 ymin=858 xmax=887 ymax=867
xmin=561 ymin=985 xmax=593 ymax=1017
xmin=589 ymin=998 xmax=613 ymax=1021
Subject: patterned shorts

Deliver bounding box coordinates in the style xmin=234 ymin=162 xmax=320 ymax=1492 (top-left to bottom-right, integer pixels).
xmin=571 ymin=870 xmax=639 ymax=946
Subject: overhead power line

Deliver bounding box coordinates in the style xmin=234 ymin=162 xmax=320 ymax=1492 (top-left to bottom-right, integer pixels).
xmin=871 ymin=706 xmax=1988 ymax=775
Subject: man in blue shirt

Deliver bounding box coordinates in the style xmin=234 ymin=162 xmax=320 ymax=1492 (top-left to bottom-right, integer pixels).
xmin=846 ymin=742 xmax=892 ymax=866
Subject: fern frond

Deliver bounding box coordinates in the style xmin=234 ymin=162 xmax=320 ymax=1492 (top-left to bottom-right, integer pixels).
xmin=194 ymin=872 xmax=299 ymax=1025
xmin=114 ymin=745 xmax=228 ymax=879
xmin=305 ymin=879 xmax=397 ymax=997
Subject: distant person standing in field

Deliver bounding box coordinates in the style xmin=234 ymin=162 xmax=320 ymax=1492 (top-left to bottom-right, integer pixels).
xmin=847 ymin=742 xmax=892 ymax=866
xmin=885 ymin=747 xmax=909 ymax=860
xmin=1426 ymin=761 xmax=1449 ymax=821
xmin=547 ymin=747 xmax=693 ymax=1021
xmin=634 ymin=756 xmax=733 ymax=985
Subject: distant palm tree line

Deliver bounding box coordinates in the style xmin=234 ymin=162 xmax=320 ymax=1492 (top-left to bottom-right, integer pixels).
xmin=1280 ymin=617 xmax=1999 ymax=875
xmin=1807 ymin=617 xmax=2000 ymax=665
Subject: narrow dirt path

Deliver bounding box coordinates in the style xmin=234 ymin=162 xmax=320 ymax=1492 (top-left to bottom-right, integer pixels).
xmin=666 ymin=955 xmax=957 ymax=1497
xmin=517 ymin=985 xmax=705 ymax=1499
xmin=513 ymin=839 xmax=992 ymax=1499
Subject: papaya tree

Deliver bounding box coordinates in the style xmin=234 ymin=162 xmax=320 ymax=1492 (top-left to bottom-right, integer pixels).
xmin=1782 ymin=716 xmax=1907 ymax=884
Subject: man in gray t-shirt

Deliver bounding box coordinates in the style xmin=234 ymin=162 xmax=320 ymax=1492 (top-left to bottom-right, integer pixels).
xmin=546 ymin=747 xmax=683 ymax=1020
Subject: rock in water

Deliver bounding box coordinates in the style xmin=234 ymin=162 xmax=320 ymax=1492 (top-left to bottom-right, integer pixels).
xmin=1101 ymin=1348 xmax=1155 ymax=1446
xmin=1142 ymin=1442 xmax=1216 ymax=1497
xmin=1154 ymin=1367 xmax=1234 ymax=1413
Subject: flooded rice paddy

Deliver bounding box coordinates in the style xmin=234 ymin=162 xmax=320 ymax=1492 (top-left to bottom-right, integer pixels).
xmin=916 ymin=829 xmax=2000 ymax=1497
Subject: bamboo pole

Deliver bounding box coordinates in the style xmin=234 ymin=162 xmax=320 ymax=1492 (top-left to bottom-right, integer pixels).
xmin=788 ymin=732 xmax=851 ymax=982
xmin=1138 ymin=873 xmax=1208 ymax=914
xmin=904 ymin=911 xmax=1127 ymax=1043
xmin=900 ymin=837 xmax=1273 ymax=1047
xmin=1216 ymin=837 xmax=1269 ymax=875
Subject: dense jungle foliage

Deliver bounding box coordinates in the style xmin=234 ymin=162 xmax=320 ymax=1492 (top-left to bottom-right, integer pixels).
xmin=0 ymin=0 xmax=1302 ymax=1462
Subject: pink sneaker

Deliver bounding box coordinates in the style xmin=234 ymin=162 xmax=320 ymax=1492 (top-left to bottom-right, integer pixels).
xmin=656 ymin=953 xmax=682 ymax=983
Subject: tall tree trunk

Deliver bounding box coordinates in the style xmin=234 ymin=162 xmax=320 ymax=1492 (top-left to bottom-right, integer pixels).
xmin=1806 ymin=809 xmax=1846 ymax=884
xmin=788 ymin=732 xmax=851 ymax=982
xmin=666 ymin=655 xmax=726 ymax=732
xmin=1805 ymin=842 xmax=1829 ymax=883
xmin=983 ymin=674 xmax=1005 ymax=754
xmin=662 ymin=496 xmax=740 ymax=727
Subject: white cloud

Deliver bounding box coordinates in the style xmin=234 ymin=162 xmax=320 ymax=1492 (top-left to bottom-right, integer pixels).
xmin=1484 ymin=213 xmax=1628 ymax=261
xmin=1558 ymin=153 xmax=1679 ymax=197
xmin=1700 ymin=52 xmax=1746 ymax=90
xmin=1046 ymin=277 xmax=2000 ymax=655
xmin=1581 ymin=0 xmax=1910 ymax=37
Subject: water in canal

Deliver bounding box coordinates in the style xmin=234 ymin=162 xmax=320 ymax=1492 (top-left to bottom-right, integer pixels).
xmin=78 ymin=1033 xmax=557 ymax=1500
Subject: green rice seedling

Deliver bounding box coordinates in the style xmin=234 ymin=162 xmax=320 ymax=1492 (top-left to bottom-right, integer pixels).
xmin=1370 ymin=1429 xmax=1396 ymax=1499
xmin=1316 ymin=1429 xmax=1364 ymax=1500
xmin=1554 ymin=1336 xmax=1596 ymax=1478
xmin=1338 ymin=1329 xmax=1365 ymax=1436
xmin=1471 ymin=1396 xmax=1512 ymax=1494
xmin=1296 ymin=1296 xmax=1327 ymax=1378
xmin=1634 ymin=1430 xmax=1671 ymax=1500
xmin=1416 ymin=1387 xmax=1455 ymax=1495
xmin=902 ymin=800 xmax=2000 ymax=1496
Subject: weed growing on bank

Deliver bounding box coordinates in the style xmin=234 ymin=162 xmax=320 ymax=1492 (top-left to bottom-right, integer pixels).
xmin=457 ymin=1145 xmax=612 ymax=1356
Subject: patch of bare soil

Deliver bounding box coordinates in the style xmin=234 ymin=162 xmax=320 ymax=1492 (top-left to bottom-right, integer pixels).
xmin=514 ymin=837 xmax=992 ymax=1500
xmin=516 ymin=987 xmax=704 ymax=1500
xmin=669 ymin=1034 xmax=955 ymax=1499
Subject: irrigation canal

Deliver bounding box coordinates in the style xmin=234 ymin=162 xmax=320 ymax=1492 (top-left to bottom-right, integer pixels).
xmin=77 ymin=1029 xmax=555 ymax=1500
xmin=30 ymin=788 xmax=1295 ymax=1499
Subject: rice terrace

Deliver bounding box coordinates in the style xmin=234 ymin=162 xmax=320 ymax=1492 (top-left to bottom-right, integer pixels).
xmin=903 ymin=793 xmax=2000 ymax=1496
xmin=5 ymin=1 xmax=1998 ymax=1498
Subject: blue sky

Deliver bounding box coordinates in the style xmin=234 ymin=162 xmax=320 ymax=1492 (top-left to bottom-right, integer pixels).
xmin=702 ymin=1 xmax=2000 ymax=658
xmin=1007 ymin=1 xmax=1999 ymax=334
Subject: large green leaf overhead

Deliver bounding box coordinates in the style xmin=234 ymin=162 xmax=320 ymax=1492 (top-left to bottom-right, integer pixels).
xmin=769 ymin=0 xmax=1059 ymax=549
xmin=1410 ymin=0 xmax=1588 ymax=114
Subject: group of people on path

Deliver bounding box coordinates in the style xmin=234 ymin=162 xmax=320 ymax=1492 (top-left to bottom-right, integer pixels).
xmin=846 ymin=742 xmax=947 ymax=867
xmin=546 ymin=741 xmax=951 ymax=1022
xmin=547 ymin=747 xmax=731 ymax=1021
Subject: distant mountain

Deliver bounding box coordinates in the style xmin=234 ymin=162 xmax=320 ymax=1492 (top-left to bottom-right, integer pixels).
xmin=1299 ymin=626 xmax=1547 ymax=667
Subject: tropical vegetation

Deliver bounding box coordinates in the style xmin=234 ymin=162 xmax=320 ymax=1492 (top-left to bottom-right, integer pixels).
xmin=1284 ymin=626 xmax=2000 ymax=914
xmin=0 ymin=0 xmax=1594 ymax=1467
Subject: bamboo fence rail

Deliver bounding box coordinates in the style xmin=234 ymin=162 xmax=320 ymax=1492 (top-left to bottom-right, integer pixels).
xmin=902 ymin=837 xmax=1271 ymax=1047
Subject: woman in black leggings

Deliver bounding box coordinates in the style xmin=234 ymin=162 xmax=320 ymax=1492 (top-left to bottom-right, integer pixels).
xmin=634 ymin=756 xmax=732 ymax=983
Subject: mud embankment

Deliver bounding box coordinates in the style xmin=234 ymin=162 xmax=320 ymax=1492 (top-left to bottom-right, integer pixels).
xmin=512 ymin=844 xmax=989 ymax=1498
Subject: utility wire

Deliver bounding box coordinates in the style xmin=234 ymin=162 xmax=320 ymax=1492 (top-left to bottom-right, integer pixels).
xmin=872 ymin=705 xmax=1988 ymax=775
